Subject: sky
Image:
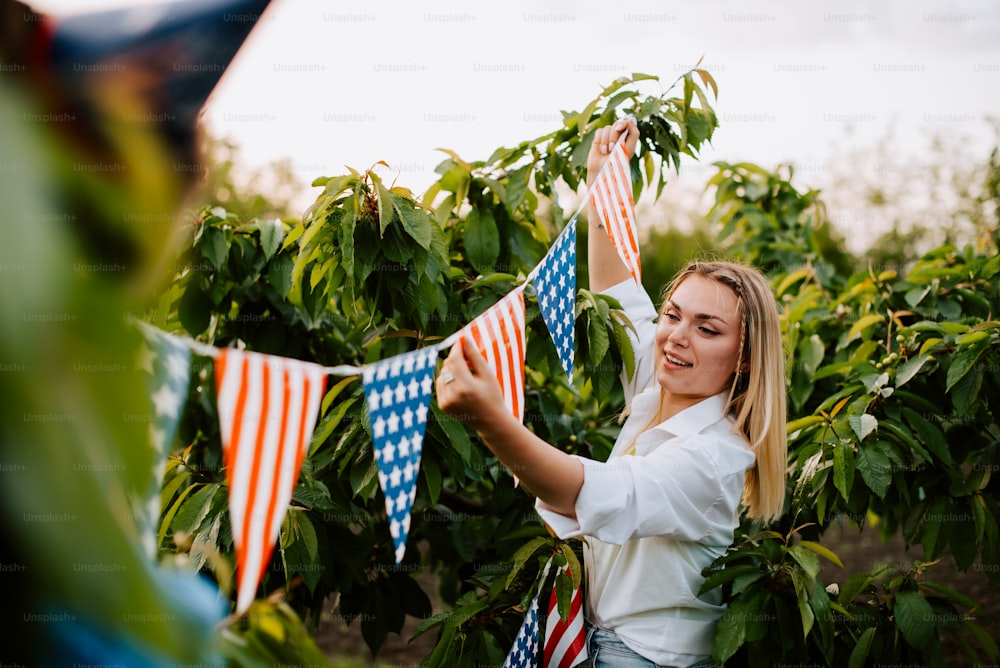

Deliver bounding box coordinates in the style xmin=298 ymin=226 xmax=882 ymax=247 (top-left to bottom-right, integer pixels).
xmin=32 ymin=0 xmax=1000 ymax=249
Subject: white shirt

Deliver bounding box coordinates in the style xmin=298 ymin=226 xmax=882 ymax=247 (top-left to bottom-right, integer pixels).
xmin=536 ymin=278 xmax=755 ymax=667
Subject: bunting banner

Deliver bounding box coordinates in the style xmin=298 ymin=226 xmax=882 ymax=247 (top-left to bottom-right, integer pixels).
xmin=460 ymin=290 xmax=527 ymax=422
xmin=589 ymin=141 xmax=642 ymax=285
xmin=531 ymin=221 xmax=577 ymax=379
xmin=214 ymin=348 xmax=327 ymax=614
xmin=361 ymin=347 xmax=438 ymax=563
xmin=135 ymin=122 xmax=638 ymax=614
xmin=544 ymin=565 xmax=587 ymax=668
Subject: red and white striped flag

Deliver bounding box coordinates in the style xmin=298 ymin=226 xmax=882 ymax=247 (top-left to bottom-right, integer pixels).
xmin=589 ymin=141 xmax=641 ymax=285
xmin=544 ymin=565 xmax=587 ymax=668
xmin=214 ymin=348 xmax=327 ymax=614
xmin=460 ymin=290 xmax=526 ymax=422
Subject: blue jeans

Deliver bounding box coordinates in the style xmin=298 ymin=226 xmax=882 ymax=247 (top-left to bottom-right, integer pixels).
xmin=580 ymin=625 xmax=717 ymax=668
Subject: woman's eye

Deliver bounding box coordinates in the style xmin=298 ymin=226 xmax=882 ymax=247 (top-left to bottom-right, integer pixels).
xmin=699 ymin=327 xmax=719 ymax=336
xmin=666 ymin=312 xmax=680 ymax=321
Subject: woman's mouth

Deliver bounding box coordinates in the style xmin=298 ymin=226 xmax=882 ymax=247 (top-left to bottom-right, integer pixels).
xmin=664 ymin=352 xmax=692 ymax=368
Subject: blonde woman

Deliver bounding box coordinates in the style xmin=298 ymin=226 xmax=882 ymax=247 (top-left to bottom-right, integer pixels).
xmin=436 ymin=118 xmax=787 ymax=668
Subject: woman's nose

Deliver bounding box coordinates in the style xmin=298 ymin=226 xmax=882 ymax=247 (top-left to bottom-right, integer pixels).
xmin=667 ymin=323 xmax=688 ymax=345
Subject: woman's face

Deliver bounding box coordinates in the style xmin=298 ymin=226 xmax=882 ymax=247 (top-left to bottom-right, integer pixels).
xmin=654 ymin=274 xmax=744 ymax=412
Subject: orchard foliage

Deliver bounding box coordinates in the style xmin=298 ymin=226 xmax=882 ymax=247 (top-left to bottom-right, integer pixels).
xmin=702 ymin=162 xmax=1000 ymax=666
xmin=153 ymin=68 xmax=1000 ymax=667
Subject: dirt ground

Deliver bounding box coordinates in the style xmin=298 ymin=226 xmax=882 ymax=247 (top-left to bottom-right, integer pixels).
xmin=315 ymin=525 xmax=999 ymax=666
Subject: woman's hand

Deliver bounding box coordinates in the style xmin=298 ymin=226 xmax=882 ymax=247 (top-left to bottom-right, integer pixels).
xmin=436 ymin=337 xmax=585 ymax=516
xmin=586 ymin=116 xmax=639 ymax=186
xmin=436 ymin=337 xmax=509 ymax=434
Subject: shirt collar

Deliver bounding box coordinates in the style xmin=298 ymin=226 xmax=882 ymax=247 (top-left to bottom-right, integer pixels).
xmin=643 ymin=390 xmax=730 ymax=438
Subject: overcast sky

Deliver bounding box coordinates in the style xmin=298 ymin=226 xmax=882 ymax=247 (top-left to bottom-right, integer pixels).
xmin=33 ymin=0 xmax=1000 ymax=247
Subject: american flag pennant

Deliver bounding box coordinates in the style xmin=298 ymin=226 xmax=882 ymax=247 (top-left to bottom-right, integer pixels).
xmin=460 ymin=290 xmax=527 ymax=422
xmin=544 ymin=564 xmax=587 ymax=668
xmin=214 ymin=348 xmax=327 ymax=615
xmin=361 ymin=347 xmax=437 ymax=563
xmin=589 ymin=141 xmax=641 ymax=284
xmin=136 ymin=325 xmax=193 ymax=557
xmin=503 ymin=596 xmax=541 ymax=668
xmin=531 ymin=220 xmax=577 ymax=379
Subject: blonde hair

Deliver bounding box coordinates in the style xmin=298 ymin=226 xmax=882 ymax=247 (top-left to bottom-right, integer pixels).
xmin=659 ymin=260 xmax=787 ymax=524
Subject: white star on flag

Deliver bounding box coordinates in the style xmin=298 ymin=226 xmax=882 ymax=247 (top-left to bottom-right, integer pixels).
xmin=531 ymin=221 xmax=577 ymax=379
xmin=502 ymin=596 xmax=540 ymax=668
xmin=361 ymin=347 xmax=438 ymax=563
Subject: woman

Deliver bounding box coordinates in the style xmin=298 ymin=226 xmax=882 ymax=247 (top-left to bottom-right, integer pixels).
xmin=436 ymin=118 xmax=787 ymax=667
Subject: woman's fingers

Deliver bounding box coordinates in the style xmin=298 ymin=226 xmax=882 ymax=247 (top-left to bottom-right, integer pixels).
xmin=587 ymin=117 xmax=639 ymax=177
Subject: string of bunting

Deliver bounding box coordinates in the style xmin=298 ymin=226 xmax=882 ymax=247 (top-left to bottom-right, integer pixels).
xmin=139 ymin=131 xmax=639 ymax=616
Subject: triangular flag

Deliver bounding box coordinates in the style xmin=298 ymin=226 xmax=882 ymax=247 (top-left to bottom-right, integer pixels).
xmin=361 ymin=347 xmax=437 ymax=563
xmin=136 ymin=325 xmax=192 ymax=557
xmin=503 ymin=596 xmax=541 ymax=668
xmin=460 ymin=290 xmax=527 ymax=422
xmin=532 ymin=221 xmax=577 ymax=379
xmin=214 ymin=348 xmax=327 ymax=615
xmin=589 ymin=142 xmax=641 ymax=284
xmin=543 ymin=564 xmax=587 ymax=668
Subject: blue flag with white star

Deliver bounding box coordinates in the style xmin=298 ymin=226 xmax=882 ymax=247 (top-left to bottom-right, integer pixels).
xmin=503 ymin=596 xmax=540 ymax=668
xmin=532 ymin=220 xmax=577 ymax=379
xmin=136 ymin=324 xmax=192 ymax=555
xmin=361 ymin=347 xmax=438 ymax=563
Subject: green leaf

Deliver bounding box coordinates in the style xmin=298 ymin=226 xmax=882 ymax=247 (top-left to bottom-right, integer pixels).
xmin=857 ymin=445 xmax=892 ymax=499
xmin=839 ymin=572 xmax=878 ymax=606
xmin=789 ymin=545 xmax=821 ymax=579
xmin=847 ymin=313 xmax=885 ymax=342
xmin=464 ymin=206 xmax=500 ymax=271
xmin=391 ymin=193 xmax=433 ymax=250
xmin=848 ymin=414 xmax=878 ymax=443
xmin=158 ymin=480 xmax=200 ymax=547
xmin=786 ymin=414 xmax=825 ymax=434
xmin=833 ymin=440 xmax=855 ymax=501
xmin=713 ymin=591 xmax=763 ymax=663
xmin=798 ymin=540 xmax=845 ymax=569
xmin=698 ymin=564 xmax=763 ymax=596
xmin=965 ymin=620 xmax=1000 ymax=659
xmin=505 ymin=536 xmax=549 ymax=589
xmin=922 ymin=497 xmax=952 ymax=559
xmin=292 ymin=509 xmax=319 ymax=562
xmin=257 ymin=219 xmax=285 ymax=261
xmin=178 ymin=282 xmax=212 ymax=336
xmin=201 ymin=225 xmax=229 ymax=270
xmin=172 ymin=483 xmax=219 ymax=535
xmin=848 ymin=627 xmax=876 ymax=668
xmin=895 ymin=353 xmax=931 ymax=388
xmin=946 ymin=343 xmax=987 ymax=391
xmin=952 ymin=364 xmax=984 ymax=415
xmin=799 ymin=334 xmax=825 ymax=378
xmin=374 ymin=178 xmax=395 ymax=237
xmin=555 ymin=569 xmax=573 ymax=621
xmin=902 ymin=407 xmax=952 ymax=466
xmin=559 ymin=543 xmax=583 ymax=590
xmin=587 ymin=312 xmax=610 ymax=364
xmin=893 ymin=590 xmax=936 ymax=650
xmin=431 ymin=403 xmax=474 ymax=468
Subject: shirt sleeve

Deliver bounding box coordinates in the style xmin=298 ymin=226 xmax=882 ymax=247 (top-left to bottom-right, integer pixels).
xmin=536 ymin=435 xmax=754 ymax=545
xmin=600 ymin=279 xmax=658 ymax=404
